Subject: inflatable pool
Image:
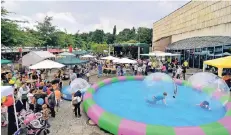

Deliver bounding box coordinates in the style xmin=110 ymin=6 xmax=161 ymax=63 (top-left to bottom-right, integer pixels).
xmin=83 ymin=75 xmax=231 ymax=135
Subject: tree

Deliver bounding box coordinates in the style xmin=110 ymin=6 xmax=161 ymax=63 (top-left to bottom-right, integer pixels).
xmin=2 ymin=0 xmax=153 ymax=49
xmin=1 ymin=1 xmax=27 ymax=47
xmin=136 ymin=27 xmax=152 ymax=44
xmin=104 ymin=33 xmax=114 ymax=44
xmin=112 ymin=25 xmax=116 ymax=43
xmin=116 ymin=28 xmax=136 ymax=43
xmin=91 ymin=29 xmax=104 ymax=43
xmin=36 ymin=16 xmax=56 ymax=46
xmin=90 ymin=42 xmax=108 ymax=53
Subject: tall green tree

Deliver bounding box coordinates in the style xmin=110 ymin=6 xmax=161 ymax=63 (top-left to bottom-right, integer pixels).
xmin=91 ymin=29 xmax=104 ymax=43
xmin=136 ymin=27 xmax=152 ymax=44
xmin=36 ymin=16 xmax=56 ymax=46
xmin=104 ymin=33 xmax=114 ymax=44
xmin=116 ymin=28 xmax=136 ymax=42
xmin=112 ymin=25 xmax=116 ymax=43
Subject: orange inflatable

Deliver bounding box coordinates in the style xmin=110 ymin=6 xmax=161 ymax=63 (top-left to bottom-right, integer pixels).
xmin=2 ymin=95 xmax=14 ymax=107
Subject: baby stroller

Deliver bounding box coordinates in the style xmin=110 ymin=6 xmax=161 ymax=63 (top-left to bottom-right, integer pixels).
xmin=14 ymin=110 xmax=50 ymax=135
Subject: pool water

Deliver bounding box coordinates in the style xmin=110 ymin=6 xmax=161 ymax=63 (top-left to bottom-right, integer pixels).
xmin=93 ymin=80 xmax=226 ymax=126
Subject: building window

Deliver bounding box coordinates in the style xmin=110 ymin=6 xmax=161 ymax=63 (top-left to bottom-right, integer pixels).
xmin=207 ymin=47 xmax=214 ymax=60
xmin=214 ymin=46 xmax=222 ymax=58
xmin=223 ymin=45 xmax=231 ymax=56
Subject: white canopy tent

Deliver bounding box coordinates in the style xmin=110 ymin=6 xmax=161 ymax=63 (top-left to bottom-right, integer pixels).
xmin=29 ymin=60 xmax=65 ymax=69
xmin=101 ymin=56 xmax=119 ymax=60
xmin=22 ymin=51 xmax=55 ymax=66
xmin=81 ymin=54 xmax=96 ymax=58
xmin=1 ymin=86 xmax=19 ymax=129
xmin=57 ymin=52 xmax=75 ymax=56
xmin=113 ymin=58 xmax=137 ymax=64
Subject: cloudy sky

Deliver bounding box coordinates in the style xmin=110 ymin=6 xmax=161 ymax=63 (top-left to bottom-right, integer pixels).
xmin=4 ymin=0 xmax=189 ymax=34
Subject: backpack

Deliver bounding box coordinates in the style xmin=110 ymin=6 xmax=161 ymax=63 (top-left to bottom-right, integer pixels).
xmin=72 ymin=97 xmax=78 ymax=105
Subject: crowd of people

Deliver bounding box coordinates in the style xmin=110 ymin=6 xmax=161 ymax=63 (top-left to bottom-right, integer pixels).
xmin=1 ymin=69 xmax=63 ymax=135
xmin=95 ymin=57 xmax=188 ymax=80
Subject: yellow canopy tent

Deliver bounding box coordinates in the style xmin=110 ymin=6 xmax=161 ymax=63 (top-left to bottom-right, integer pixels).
xmin=203 ymin=56 xmax=231 ymax=77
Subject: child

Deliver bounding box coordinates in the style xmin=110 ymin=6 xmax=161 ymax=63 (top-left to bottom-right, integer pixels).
xmin=1 ymin=103 xmax=7 ymax=127
xmin=27 ymin=89 xmax=34 ymax=111
xmin=196 ymin=101 xmax=211 ymax=110
xmin=54 ymin=88 xmax=61 ymax=112
xmin=147 ymin=92 xmax=168 ymax=105
xmin=41 ymin=104 xmax=51 ymax=128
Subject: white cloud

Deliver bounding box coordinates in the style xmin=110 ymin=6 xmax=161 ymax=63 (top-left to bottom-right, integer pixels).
xmin=3 ymin=1 xmax=20 ymax=12
xmin=3 ymin=1 xmax=188 ymax=34
xmin=35 ymin=11 xmax=76 ymax=24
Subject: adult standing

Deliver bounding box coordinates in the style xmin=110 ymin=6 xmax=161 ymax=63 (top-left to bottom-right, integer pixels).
xmin=72 ymin=90 xmax=82 ymax=118
xmin=18 ymin=83 xmax=30 ymax=110
xmin=97 ymin=63 xmax=102 ymax=78
xmin=48 ymin=88 xmax=56 ymax=118
xmin=182 ymin=65 xmax=187 ymax=80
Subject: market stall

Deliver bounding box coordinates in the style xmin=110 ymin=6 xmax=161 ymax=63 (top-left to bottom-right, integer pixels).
xmin=29 ymin=60 xmax=65 ymax=69
xmin=22 ymin=51 xmax=55 ymax=66
xmin=100 ymin=56 xmax=119 ymax=61
xmin=56 ymin=56 xmax=88 ymax=65
xmin=203 ymin=56 xmax=231 ymax=77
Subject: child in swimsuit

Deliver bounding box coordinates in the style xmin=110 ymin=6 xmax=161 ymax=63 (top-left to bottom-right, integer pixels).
xmin=196 ymin=101 xmax=211 ymax=110
xmin=151 ymin=92 xmax=168 ymax=105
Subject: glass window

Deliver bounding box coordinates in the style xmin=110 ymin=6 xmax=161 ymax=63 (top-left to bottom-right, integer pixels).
xmin=185 ymin=49 xmax=190 ymax=61
xmin=223 ymin=45 xmax=231 ymax=56
xmin=214 ymin=46 xmax=222 ymax=58
xmin=194 ymin=48 xmax=200 ymax=68
xmin=207 ymin=47 xmax=214 ymax=60
xmin=189 ymin=49 xmax=194 ymax=67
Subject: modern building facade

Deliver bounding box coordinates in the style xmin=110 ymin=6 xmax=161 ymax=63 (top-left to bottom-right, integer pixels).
xmin=152 ymin=1 xmax=231 ymax=68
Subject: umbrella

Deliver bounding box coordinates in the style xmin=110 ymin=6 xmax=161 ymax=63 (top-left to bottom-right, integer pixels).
xmin=58 ymin=52 xmax=75 ymax=56
xmin=101 ymin=56 xmax=119 ymax=60
xmin=1 ymin=59 xmax=12 ymax=65
xmin=29 ymin=60 xmax=65 ymax=69
xmin=68 ymin=78 xmax=90 ymax=93
xmin=113 ymin=58 xmax=137 ymax=64
xmin=81 ymin=54 xmax=96 ymax=58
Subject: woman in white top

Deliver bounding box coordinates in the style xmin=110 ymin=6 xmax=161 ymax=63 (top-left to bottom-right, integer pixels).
xmin=18 ymin=83 xmax=30 ymax=110
xmin=27 ymin=89 xmax=34 ymax=111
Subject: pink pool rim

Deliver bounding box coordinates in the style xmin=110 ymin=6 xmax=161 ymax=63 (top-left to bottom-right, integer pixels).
xmin=83 ymin=76 xmax=231 ymax=135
